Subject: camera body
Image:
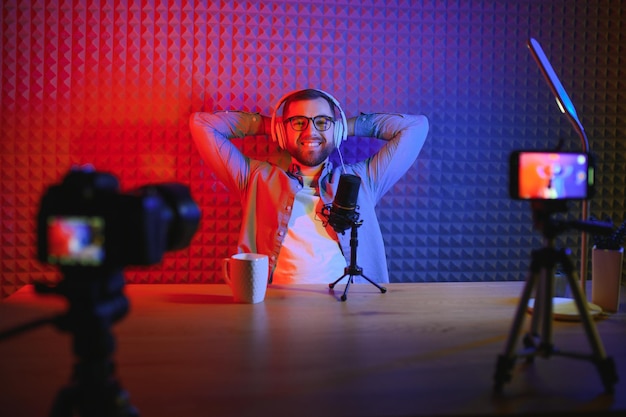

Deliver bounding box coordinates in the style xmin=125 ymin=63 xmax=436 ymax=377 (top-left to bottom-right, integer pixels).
xmin=509 ymin=150 xmax=595 ymax=201
xmin=37 ymin=168 xmax=201 ymax=269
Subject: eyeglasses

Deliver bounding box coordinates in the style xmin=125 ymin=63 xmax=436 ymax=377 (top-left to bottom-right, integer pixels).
xmin=285 ymin=115 xmax=335 ymax=132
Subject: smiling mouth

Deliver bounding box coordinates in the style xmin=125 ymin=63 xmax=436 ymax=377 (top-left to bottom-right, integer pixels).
xmin=300 ymin=141 xmax=322 ymax=148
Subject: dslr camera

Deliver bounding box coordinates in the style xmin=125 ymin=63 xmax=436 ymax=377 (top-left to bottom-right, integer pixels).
xmin=28 ymin=167 xmax=201 ymax=415
xmin=37 ymin=167 xmax=201 ymax=270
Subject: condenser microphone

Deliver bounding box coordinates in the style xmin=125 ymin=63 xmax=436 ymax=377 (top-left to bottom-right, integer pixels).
xmin=326 ymin=174 xmax=361 ymax=233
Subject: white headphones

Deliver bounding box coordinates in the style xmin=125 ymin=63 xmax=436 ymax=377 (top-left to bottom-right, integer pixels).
xmin=270 ymin=89 xmax=348 ymax=150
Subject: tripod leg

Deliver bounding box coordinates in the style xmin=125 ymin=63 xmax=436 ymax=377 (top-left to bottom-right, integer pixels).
xmin=503 ymin=271 xmax=538 ymax=356
xmin=562 ymin=261 xmax=618 ymax=393
xmin=49 ymin=383 xmax=76 ymax=417
xmin=526 ymin=270 xmax=544 ymax=353
xmin=524 ymin=248 xmax=558 ymax=358
xmin=329 ymin=273 xmax=348 ymax=289
xmin=360 ymin=273 xmax=387 ymax=294
xmin=537 ymin=266 xmax=556 ymax=357
xmin=494 ymin=270 xmax=538 ymax=392
xmin=341 ymin=276 xmax=354 ymax=302
xmin=49 ymin=361 xmax=140 ymax=417
xmin=563 ymin=264 xmax=606 ymax=358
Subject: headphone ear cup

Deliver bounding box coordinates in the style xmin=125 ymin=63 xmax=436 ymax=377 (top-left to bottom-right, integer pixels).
xmin=334 ymin=118 xmax=344 ymax=147
xmin=275 ymin=118 xmax=286 ymax=149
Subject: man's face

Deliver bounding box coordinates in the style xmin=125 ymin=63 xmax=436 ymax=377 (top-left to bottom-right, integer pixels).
xmin=283 ymin=97 xmax=336 ymax=168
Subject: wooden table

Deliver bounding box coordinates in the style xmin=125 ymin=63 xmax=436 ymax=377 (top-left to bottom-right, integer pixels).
xmin=0 ymin=282 xmax=624 ymax=417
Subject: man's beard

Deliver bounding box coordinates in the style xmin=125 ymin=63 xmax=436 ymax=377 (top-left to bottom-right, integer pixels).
xmin=290 ymin=143 xmax=335 ymax=167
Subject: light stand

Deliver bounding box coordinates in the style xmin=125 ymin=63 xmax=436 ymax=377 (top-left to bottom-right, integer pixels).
xmin=328 ymin=219 xmax=387 ymax=302
xmin=527 ymin=37 xmax=591 ymax=291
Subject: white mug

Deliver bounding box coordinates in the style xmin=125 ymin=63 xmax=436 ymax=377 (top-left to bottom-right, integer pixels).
xmin=222 ymin=253 xmax=269 ymax=304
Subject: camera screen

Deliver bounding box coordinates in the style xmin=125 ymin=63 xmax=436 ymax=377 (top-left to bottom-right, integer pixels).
xmin=47 ymin=216 xmax=105 ymax=265
xmin=516 ymin=152 xmax=590 ymax=200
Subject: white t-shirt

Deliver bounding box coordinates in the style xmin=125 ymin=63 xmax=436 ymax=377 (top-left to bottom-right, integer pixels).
xmin=272 ymin=176 xmax=347 ymax=284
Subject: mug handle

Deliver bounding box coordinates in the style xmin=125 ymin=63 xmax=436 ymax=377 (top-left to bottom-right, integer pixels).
xmin=222 ymin=258 xmax=231 ymax=286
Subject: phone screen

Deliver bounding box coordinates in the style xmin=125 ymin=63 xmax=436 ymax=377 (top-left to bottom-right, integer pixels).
xmin=512 ymin=152 xmax=592 ymax=200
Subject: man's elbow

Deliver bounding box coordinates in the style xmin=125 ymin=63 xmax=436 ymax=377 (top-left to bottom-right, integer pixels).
xmin=406 ymin=114 xmax=429 ymax=143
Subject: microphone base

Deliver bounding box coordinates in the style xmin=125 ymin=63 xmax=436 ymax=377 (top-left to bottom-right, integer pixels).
xmin=329 ymin=269 xmax=387 ymax=302
xmin=328 ymin=222 xmax=387 ymax=302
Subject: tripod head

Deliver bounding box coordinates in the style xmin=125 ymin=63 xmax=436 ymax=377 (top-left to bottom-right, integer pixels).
xmin=531 ymin=200 xmax=613 ymax=241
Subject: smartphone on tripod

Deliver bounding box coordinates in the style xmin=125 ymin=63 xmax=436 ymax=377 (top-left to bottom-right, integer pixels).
xmin=509 ymin=150 xmax=594 ymax=201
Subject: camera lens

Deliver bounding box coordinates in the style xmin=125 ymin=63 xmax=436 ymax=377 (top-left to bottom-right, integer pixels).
xmin=141 ymin=183 xmax=201 ymax=251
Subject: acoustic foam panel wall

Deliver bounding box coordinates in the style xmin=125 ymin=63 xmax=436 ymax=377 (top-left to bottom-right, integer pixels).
xmin=1 ymin=0 xmax=624 ymax=297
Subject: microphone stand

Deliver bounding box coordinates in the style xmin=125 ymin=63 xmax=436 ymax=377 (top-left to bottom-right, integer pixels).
xmin=328 ymin=219 xmax=387 ymax=302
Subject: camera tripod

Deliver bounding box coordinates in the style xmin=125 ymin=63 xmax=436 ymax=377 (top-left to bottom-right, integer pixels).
xmin=0 ymin=269 xmax=139 ymax=417
xmin=328 ymin=219 xmax=387 ymax=301
xmin=493 ymin=202 xmax=618 ymax=394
